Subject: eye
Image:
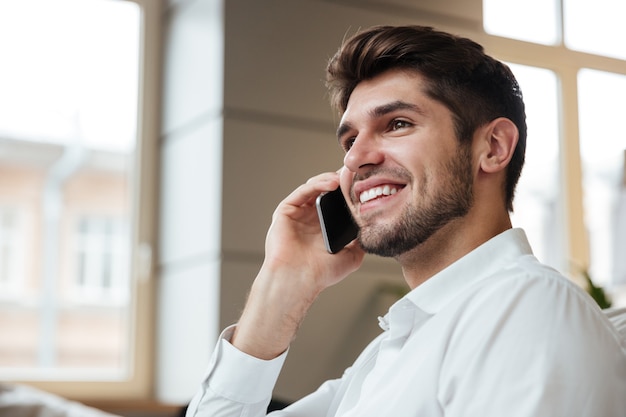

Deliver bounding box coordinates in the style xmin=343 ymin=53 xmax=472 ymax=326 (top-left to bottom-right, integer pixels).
xmin=341 ymin=137 xmax=356 ymax=152
xmin=390 ymin=119 xmax=412 ymax=131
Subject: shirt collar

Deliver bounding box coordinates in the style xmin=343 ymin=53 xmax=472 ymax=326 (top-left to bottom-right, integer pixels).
xmin=402 ymin=228 xmax=533 ymax=315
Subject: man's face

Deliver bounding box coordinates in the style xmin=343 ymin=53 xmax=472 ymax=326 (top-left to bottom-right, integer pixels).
xmin=337 ymin=69 xmax=474 ymax=258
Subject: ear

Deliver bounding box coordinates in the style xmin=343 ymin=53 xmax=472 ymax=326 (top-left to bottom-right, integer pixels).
xmin=478 ymin=117 xmax=519 ymax=174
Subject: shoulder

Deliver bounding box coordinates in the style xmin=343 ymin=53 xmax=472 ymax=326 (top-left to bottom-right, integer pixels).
xmin=451 ymin=255 xmax=623 ymax=351
xmin=438 ymin=251 xmax=626 ymax=413
xmin=474 ymin=254 xmax=595 ymax=314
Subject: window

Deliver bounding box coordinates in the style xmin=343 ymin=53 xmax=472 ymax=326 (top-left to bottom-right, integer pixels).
xmin=506 ymin=64 xmax=563 ymax=271
xmin=0 ymin=206 xmax=25 ymax=297
xmin=484 ymin=0 xmax=626 ymax=306
xmin=578 ymin=69 xmax=626 ymax=288
xmin=74 ymin=216 xmax=130 ymax=302
xmin=484 ymin=0 xmax=560 ymax=45
xmin=0 ymin=0 xmax=160 ymax=399
xmin=564 ymin=0 xmax=626 ymax=60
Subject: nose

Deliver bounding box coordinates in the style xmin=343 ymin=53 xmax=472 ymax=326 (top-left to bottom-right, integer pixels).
xmin=343 ymin=134 xmax=384 ymax=173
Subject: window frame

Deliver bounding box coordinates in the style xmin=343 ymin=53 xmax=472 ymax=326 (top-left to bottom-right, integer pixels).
xmin=9 ymin=0 xmax=162 ymax=401
xmin=0 ymin=205 xmax=26 ymax=297
xmin=73 ymin=214 xmax=130 ymax=303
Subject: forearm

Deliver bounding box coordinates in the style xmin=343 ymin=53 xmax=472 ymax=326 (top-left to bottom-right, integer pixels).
xmin=232 ymin=172 xmax=363 ymax=360
xmin=232 ymin=263 xmax=322 ymax=360
xmin=189 ymin=172 xmax=363 ymax=416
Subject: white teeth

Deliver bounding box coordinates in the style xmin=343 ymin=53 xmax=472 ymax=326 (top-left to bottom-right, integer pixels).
xmin=359 ymin=185 xmax=398 ymax=203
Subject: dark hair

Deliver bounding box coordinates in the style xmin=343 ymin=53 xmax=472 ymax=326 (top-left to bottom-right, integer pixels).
xmin=326 ymin=25 xmax=527 ymax=212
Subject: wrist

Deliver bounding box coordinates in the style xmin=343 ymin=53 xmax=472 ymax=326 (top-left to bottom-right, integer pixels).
xmin=231 ymin=267 xmax=320 ymax=360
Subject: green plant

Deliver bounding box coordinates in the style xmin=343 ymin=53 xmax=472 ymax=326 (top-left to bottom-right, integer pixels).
xmin=580 ymin=269 xmax=612 ymax=309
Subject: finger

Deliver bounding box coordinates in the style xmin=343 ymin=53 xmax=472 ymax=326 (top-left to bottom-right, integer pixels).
xmin=305 ymin=171 xmax=340 ymax=186
xmin=286 ymin=172 xmax=340 ymax=207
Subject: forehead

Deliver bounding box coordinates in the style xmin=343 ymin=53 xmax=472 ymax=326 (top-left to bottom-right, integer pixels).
xmin=339 ymin=69 xmax=443 ymax=125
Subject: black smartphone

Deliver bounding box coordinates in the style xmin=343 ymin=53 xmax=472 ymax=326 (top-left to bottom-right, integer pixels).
xmin=315 ymin=187 xmax=359 ymax=254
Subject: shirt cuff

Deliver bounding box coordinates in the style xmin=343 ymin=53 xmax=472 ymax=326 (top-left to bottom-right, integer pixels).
xmin=204 ymin=325 xmax=288 ymax=404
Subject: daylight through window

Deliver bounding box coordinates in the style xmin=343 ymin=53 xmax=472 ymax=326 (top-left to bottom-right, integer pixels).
xmin=0 ymin=0 xmax=140 ymax=377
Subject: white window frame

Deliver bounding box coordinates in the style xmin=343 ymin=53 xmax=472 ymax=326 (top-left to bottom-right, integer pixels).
xmin=0 ymin=205 xmax=26 ymax=298
xmin=73 ymin=215 xmax=130 ymax=305
xmin=10 ymin=0 xmax=162 ymax=401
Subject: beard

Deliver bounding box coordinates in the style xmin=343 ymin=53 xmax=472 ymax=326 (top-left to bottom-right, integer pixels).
xmin=357 ymin=144 xmax=474 ymax=258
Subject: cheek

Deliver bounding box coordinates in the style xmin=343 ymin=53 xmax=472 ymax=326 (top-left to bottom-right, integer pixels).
xmin=412 ymin=166 xmax=431 ymax=199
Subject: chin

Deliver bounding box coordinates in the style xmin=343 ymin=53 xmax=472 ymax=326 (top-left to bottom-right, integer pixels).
xmin=358 ymin=228 xmax=413 ymax=258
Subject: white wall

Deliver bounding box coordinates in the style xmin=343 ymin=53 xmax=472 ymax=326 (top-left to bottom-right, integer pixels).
xmin=157 ymin=0 xmax=224 ymax=403
xmin=157 ymin=0 xmax=484 ymax=405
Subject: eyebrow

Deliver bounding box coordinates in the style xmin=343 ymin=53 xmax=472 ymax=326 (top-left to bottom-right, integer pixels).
xmin=371 ymin=100 xmax=422 ymax=118
xmin=336 ymin=100 xmax=423 ymax=140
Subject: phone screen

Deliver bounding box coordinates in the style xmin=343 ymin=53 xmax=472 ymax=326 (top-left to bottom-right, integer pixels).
xmin=316 ymin=187 xmax=359 ymax=254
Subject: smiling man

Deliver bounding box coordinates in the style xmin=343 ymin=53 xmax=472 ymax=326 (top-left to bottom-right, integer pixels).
xmin=186 ymin=26 xmax=626 ymax=417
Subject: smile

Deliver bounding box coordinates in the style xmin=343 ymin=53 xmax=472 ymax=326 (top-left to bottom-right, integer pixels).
xmin=359 ymin=185 xmax=400 ymax=203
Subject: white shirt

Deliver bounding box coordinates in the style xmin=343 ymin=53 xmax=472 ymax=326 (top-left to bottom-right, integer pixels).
xmin=186 ymin=229 xmax=626 ymax=417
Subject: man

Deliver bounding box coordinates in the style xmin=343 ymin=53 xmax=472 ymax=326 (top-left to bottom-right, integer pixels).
xmin=186 ymin=25 xmax=626 ymax=416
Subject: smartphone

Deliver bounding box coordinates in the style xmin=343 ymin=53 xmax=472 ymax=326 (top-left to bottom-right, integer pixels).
xmin=316 ymin=187 xmax=359 ymax=254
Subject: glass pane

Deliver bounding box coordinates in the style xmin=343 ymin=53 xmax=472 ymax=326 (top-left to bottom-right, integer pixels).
xmin=507 ymin=64 xmax=563 ymax=272
xmin=564 ymin=0 xmax=626 ymax=60
xmin=578 ymin=69 xmax=626 ymax=295
xmin=483 ymin=0 xmax=560 ymax=45
xmin=0 ymin=0 xmax=140 ymax=377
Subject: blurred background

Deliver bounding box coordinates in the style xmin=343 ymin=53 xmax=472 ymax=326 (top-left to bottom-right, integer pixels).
xmin=0 ymin=0 xmax=624 ymax=415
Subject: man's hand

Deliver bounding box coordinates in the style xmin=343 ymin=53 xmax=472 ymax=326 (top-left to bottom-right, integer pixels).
xmin=232 ymin=171 xmax=365 ymax=360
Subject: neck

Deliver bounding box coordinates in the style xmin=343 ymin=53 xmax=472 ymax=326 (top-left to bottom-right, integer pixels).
xmin=398 ymin=211 xmax=512 ymax=289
